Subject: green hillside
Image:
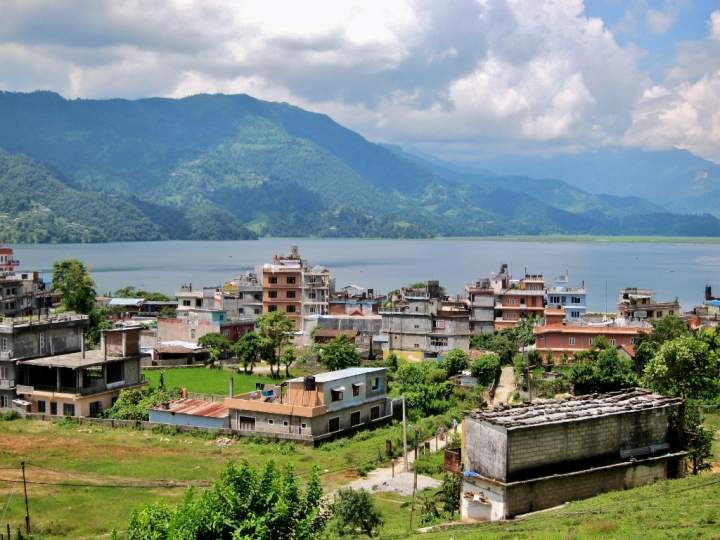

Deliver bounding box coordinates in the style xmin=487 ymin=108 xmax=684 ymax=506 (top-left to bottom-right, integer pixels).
xmin=0 ymin=91 xmax=719 ymax=242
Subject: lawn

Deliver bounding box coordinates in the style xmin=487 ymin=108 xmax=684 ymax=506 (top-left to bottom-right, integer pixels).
xmin=142 ymin=367 xmax=276 ymax=395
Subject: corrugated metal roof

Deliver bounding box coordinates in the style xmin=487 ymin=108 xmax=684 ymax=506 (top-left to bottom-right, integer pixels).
xmin=108 ymin=298 xmax=144 ymax=307
xmin=287 ymin=366 xmax=385 ymax=384
xmin=152 ymin=398 xmax=228 ymax=418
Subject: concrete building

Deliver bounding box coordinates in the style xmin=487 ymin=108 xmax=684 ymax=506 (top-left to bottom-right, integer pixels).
xmin=618 ymin=288 xmax=680 ymax=321
xmin=381 ymin=281 xmax=470 ymax=357
xmin=223 ymin=272 xmax=263 ymax=321
xmin=225 ymin=367 xmax=393 ymax=444
xmin=546 ymin=273 xmax=587 ymax=321
xmin=150 ymin=398 xmax=229 ymax=429
xmin=0 ymin=247 xmax=52 ymax=318
xmin=461 ymin=389 xmax=685 ymax=522
xmin=157 ymin=308 xmax=254 ymax=345
xmin=262 ymin=246 xmax=334 ymax=335
xmin=0 ymin=313 xmax=89 ymax=410
xmin=0 ymin=247 xmax=19 ymax=273
xmin=15 ymin=326 xmax=146 ymax=417
xmin=311 ymin=313 xmax=383 ymax=355
xmin=464 ymin=278 xmax=495 ymax=336
xmin=534 ymin=307 xmax=651 ymax=362
xmin=495 ymin=274 xmax=546 ymax=330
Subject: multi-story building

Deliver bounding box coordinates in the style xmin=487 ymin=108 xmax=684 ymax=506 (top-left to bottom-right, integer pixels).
xmin=461 ymin=389 xmax=685 ymax=521
xmin=381 ymin=281 xmax=470 ymax=357
xmin=223 ymin=272 xmax=263 ymax=321
xmin=546 ymin=274 xmax=587 ymax=321
xmin=0 ymin=313 xmax=89 ymax=409
xmin=618 ymin=288 xmax=680 ymax=321
xmin=464 ymin=278 xmax=495 ymax=336
xmin=495 ymin=274 xmax=546 ymax=330
xmin=176 ymin=285 xmax=217 ymax=312
xmin=0 ymin=247 xmax=52 ymax=318
xmin=16 ymin=326 xmax=146 ymax=417
xmin=225 ymin=367 xmax=393 ymax=443
xmin=534 ymin=307 xmax=651 ymax=362
xmin=0 ymin=246 xmax=19 ymax=273
xmin=262 ymin=246 xmax=334 ymax=335
xmin=157 ymin=308 xmax=254 ymax=345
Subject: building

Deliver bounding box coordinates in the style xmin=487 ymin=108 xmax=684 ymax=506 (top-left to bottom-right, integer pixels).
xmin=0 ymin=247 xmax=52 ymax=318
xmin=618 ymin=288 xmax=680 ymax=321
xmin=495 ymin=274 xmax=546 ymax=330
xmin=464 ymin=278 xmax=495 ymax=336
xmin=223 ymin=272 xmax=263 ymax=321
xmin=0 ymin=313 xmax=89 ymax=410
xmin=381 ymin=281 xmax=470 ymax=357
xmin=546 ymin=273 xmax=587 ymax=321
xmin=176 ymin=285 xmax=218 ymax=312
xmin=150 ymin=398 xmax=229 ymax=429
xmin=224 ymin=367 xmax=393 ymax=443
xmin=534 ymin=307 xmax=651 ymax=362
xmin=15 ymin=326 xmax=146 ymax=417
xmin=329 ymin=285 xmax=381 ymax=316
xmin=312 ymin=313 xmax=383 ymax=355
xmin=157 ymin=308 xmax=254 ymax=345
xmin=461 ymin=389 xmax=686 ymax=522
xmin=261 ymin=246 xmax=334 ymax=335
xmin=0 ymin=246 xmax=19 ymax=273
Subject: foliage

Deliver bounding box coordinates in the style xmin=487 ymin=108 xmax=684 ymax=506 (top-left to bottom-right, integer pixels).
xmin=470 ymin=354 xmax=500 ymax=387
xmin=256 ymin=311 xmax=295 ymax=378
xmin=126 ymin=461 xmax=327 ymax=540
xmin=232 ymin=332 xmax=262 ymax=374
xmin=412 ymin=451 xmax=444 ymax=476
xmin=86 ymin=306 xmax=112 ymax=347
xmin=317 ymin=334 xmax=360 ymax=371
xmin=568 ymin=339 xmax=638 ymax=395
xmin=331 ymin=488 xmax=383 ymax=538
xmin=635 ymin=316 xmax=691 ymax=371
xmin=643 ymin=335 xmax=720 ymax=400
xmin=105 ymin=386 xmax=182 ymax=421
xmin=438 ymin=473 xmax=463 ymax=518
xmin=682 ymin=403 xmax=715 ymax=475
xmin=385 ymin=352 xmax=399 ymax=372
xmin=442 ymin=349 xmax=469 ymax=376
xmin=52 ymin=258 xmax=96 ymax=314
xmin=113 ymin=286 xmax=171 ymax=301
xmin=197 ymin=332 xmax=231 ymax=367
xmin=281 ymin=346 xmax=298 ymax=378
xmin=395 ymin=363 xmax=454 ymax=418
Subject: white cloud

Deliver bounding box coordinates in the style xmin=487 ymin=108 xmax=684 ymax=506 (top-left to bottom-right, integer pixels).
xmin=646 ymin=8 xmax=675 ymax=34
xmin=711 ymin=10 xmax=720 ymax=40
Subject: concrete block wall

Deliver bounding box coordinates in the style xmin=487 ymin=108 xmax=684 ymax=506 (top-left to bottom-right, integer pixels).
xmin=463 ymin=418 xmax=508 ymax=481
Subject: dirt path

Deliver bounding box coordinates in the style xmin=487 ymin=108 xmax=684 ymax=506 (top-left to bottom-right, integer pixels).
xmin=492 ymin=366 xmax=516 ymax=406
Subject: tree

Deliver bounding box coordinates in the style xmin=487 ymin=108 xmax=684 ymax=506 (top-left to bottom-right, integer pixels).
xmin=257 ymin=311 xmax=295 ymax=378
xmin=470 ymin=353 xmax=500 ymax=387
xmin=634 ymin=315 xmax=690 ymax=372
xmin=442 ymin=349 xmax=469 ymax=376
xmin=396 ymin=362 xmax=454 ymax=418
xmin=437 ymin=473 xmax=462 ymax=518
xmin=232 ymin=332 xmax=262 ymax=374
xmin=105 ymin=386 xmax=181 ymax=421
xmin=113 ymin=285 xmax=171 ymax=301
xmin=127 ymin=461 xmax=327 ymax=539
xmin=318 ymin=334 xmax=360 ymax=371
xmin=568 ymin=346 xmax=638 ymax=395
xmin=52 ymin=259 xmax=96 ymax=314
xmin=85 ymin=306 xmax=112 ymax=347
xmin=331 ymin=488 xmax=383 ymax=538
xmin=281 ymin=346 xmax=298 ymax=377
xmin=197 ymin=333 xmax=231 ymax=367
xmin=487 ymin=332 xmax=515 ymax=365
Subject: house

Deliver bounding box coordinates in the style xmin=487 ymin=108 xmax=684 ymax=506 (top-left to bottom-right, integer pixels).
xmin=461 ymin=389 xmax=686 ymax=522
xmin=534 ymin=307 xmax=651 ymax=362
xmin=0 ymin=313 xmax=89 ymax=410
xmin=311 ymin=313 xmax=383 ymax=354
xmin=150 ymin=398 xmax=229 ymax=429
xmin=224 ymin=367 xmax=393 ymax=444
xmin=545 ymin=273 xmax=587 ymax=321
xmin=381 ymin=281 xmax=470 ymax=357
xmin=617 ymin=288 xmax=680 ymax=321
xmin=0 ymin=247 xmax=53 ymax=318
xmin=261 ymin=246 xmax=334 ymax=336
xmin=329 ymin=285 xmax=382 ymax=316
xmin=223 ymin=272 xmax=264 ymax=321
xmin=495 ymin=273 xmax=546 ymax=330
xmin=157 ymin=308 xmax=254 ymax=344
xmin=145 ymin=340 xmax=208 ymax=367
xmin=464 ymin=278 xmax=495 ymax=336
xmin=15 ymin=326 xmax=146 ymax=417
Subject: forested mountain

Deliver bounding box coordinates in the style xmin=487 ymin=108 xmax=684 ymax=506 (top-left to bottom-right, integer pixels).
xmin=0 ymin=91 xmax=718 ymax=243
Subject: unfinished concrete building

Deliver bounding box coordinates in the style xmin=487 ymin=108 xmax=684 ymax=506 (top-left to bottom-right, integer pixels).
xmin=618 ymin=288 xmax=680 ymax=321
xmin=464 ymin=278 xmax=495 ymax=336
xmin=461 ymin=389 xmax=685 ymax=522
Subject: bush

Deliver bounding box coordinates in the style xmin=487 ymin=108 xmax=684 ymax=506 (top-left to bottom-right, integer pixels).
xmin=470 ymin=354 xmax=500 ymax=387
xmin=413 ymin=451 xmax=444 ymax=476
xmin=105 ymin=386 xmax=182 ymax=421
xmin=0 ymin=410 xmax=18 ymax=421
xmin=442 ymin=349 xmax=469 ymax=376
xmin=331 ymin=488 xmax=384 ymax=538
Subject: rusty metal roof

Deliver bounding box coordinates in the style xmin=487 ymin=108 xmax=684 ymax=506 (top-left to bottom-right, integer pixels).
xmin=153 ymin=398 xmax=228 ymax=418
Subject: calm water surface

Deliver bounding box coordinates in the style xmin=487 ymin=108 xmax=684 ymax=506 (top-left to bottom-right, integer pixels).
xmin=10 ymin=238 xmax=720 ymax=311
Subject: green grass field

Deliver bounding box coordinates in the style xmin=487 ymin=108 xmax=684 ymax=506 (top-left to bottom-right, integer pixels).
xmin=142 ymin=367 xmax=276 ymax=395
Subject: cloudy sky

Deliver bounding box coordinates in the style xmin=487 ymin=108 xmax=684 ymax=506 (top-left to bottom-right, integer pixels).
xmin=1 ymin=0 xmax=719 ymax=163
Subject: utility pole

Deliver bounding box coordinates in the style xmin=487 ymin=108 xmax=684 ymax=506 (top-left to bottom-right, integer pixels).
xmin=409 ymin=428 xmax=419 ymax=530
xmin=402 ymin=395 xmax=408 ymax=472
xmin=21 ymin=461 xmax=30 ymax=535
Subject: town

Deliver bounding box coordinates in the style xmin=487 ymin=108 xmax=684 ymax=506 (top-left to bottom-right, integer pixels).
xmin=0 ymin=243 xmax=718 ymax=538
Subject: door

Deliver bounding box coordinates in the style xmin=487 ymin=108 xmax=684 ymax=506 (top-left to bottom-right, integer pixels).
xmin=237 ymin=415 xmax=255 ymax=431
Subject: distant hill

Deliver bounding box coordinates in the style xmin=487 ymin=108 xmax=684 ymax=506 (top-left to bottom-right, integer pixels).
xmin=0 ymin=90 xmax=718 ymax=242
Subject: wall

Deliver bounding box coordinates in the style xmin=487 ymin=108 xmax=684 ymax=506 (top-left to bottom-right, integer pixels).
xmin=463 ymin=418 xmax=508 ymax=481
xmin=149 ymin=410 xmax=229 ymax=429
xmin=4 ymin=322 xmax=84 ymax=360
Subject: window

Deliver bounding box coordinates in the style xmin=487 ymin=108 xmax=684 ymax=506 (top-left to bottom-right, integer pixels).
xmin=268 ymin=305 xmax=277 ymax=312
xmin=269 ymin=276 xmax=278 ymax=284
xmin=223 ymin=329 xmax=230 ymax=337
xmin=414 ymin=324 xmax=419 ymax=329
xmin=286 ymin=291 xmax=296 ymax=299
xmin=283 ymin=420 xmax=289 ymax=426
xmin=430 ymin=337 xmax=448 ymax=347
xmin=63 ymin=403 xmax=75 ymax=417
xmin=39 ymin=333 xmax=46 ymax=352
xmin=237 ymin=416 xmax=255 ymax=431
xmin=254 ymin=308 xmax=261 ymax=315
xmin=352 ymin=384 xmax=360 ymax=397
xmin=572 ymin=296 xmax=582 ymax=304
xmin=190 ymin=329 xmax=196 ymax=339
xmin=370 ymin=406 xmax=380 ymax=420
xmin=609 ymin=338 xmax=616 ymax=346
xmin=268 ymin=291 xmax=278 ymax=299
xmin=50 ymin=402 xmax=57 ymax=415
xmin=89 ymin=401 xmax=102 ymax=417
xmin=568 ymin=337 xmax=576 ymax=346
xmin=350 ymin=411 xmax=361 ymax=426
xmin=631 ymin=337 xmax=638 ymax=345
xmin=331 ymin=389 xmax=344 ymax=402
xmin=301 ymin=422 xmax=307 ymax=429
xmin=286 ymin=276 xmax=296 ymax=284
xmin=0 ymin=365 xmax=7 ymax=379
xmin=371 ymin=377 xmax=381 ymax=391
xmin=267 ymin=418 xmax=275 ymax=425
xmin=0 ymin=395 xmax=6 ymax=408
xmin=182 ymin=300 xmax=191 ymax=306
xmin=1 ymin=337 xmax=8 ymax=350
xmin=328 ymin=417 xmax=340 ymax=432
xmin=571 ymin=311 xmax=580 ymax=318
xmin=37 ymin=400 xmax=46 ymax=413
xmin=239 ymin=307 xmax=245 ymax=314
xmin=434 ymin=320 xmax=446 ymax=330
xmin=286 ymin=305 xmax=296 ymax=313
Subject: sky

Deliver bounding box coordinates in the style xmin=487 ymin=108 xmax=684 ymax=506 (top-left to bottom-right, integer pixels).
xmin=1 ymin=0 xmax=719 ymax=163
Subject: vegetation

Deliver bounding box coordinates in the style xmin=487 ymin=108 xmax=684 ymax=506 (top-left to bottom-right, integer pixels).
xmin=567 ymin=337 xmax=638 ymax=395
xmin=142 ymin=368 xmax=275 ymax=396
xmin=196 ymin=332 xmax=231 ymax=366
xmin=127 ymin=461 xmax=326 ymax=539
xmin=317 ymin=334 xmax=361 ymax=371
xmin=470 ymin=354 xmax=500 ymax=387
xmin=112 ymin=286 xmax=171 ymax=301
xmin=105 ymin=386 xmax=182 ymax=421
xmin=395 ymin=362 xmax=454 ymax=419
xmin=256 ymin=311 xmax=295 ymax=378
xmin=441 ymin=349 xmax=469 ymax=376
xmin=330 ymin=488 xmax=384 ymax=538
xmin=232 ymin=332 xmax=264 ymax=374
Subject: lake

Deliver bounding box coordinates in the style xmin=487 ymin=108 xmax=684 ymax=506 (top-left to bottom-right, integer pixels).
xmin=10 ymin=238 xmax=720 ymax=312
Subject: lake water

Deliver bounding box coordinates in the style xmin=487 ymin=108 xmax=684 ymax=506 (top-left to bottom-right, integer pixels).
xmin=9 ymin=238 xmax=720 ymax=312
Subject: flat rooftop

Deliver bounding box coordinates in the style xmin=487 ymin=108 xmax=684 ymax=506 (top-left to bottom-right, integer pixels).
xmin=19 ymin=349 xmax=136 ymax=369
xmin=470 ymin=388 xmax=681 ymax=429
xmin=287 ymin=366 xmax=385 ymax=384
xmin=152 ymin=398 xmax=228 ymax=419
